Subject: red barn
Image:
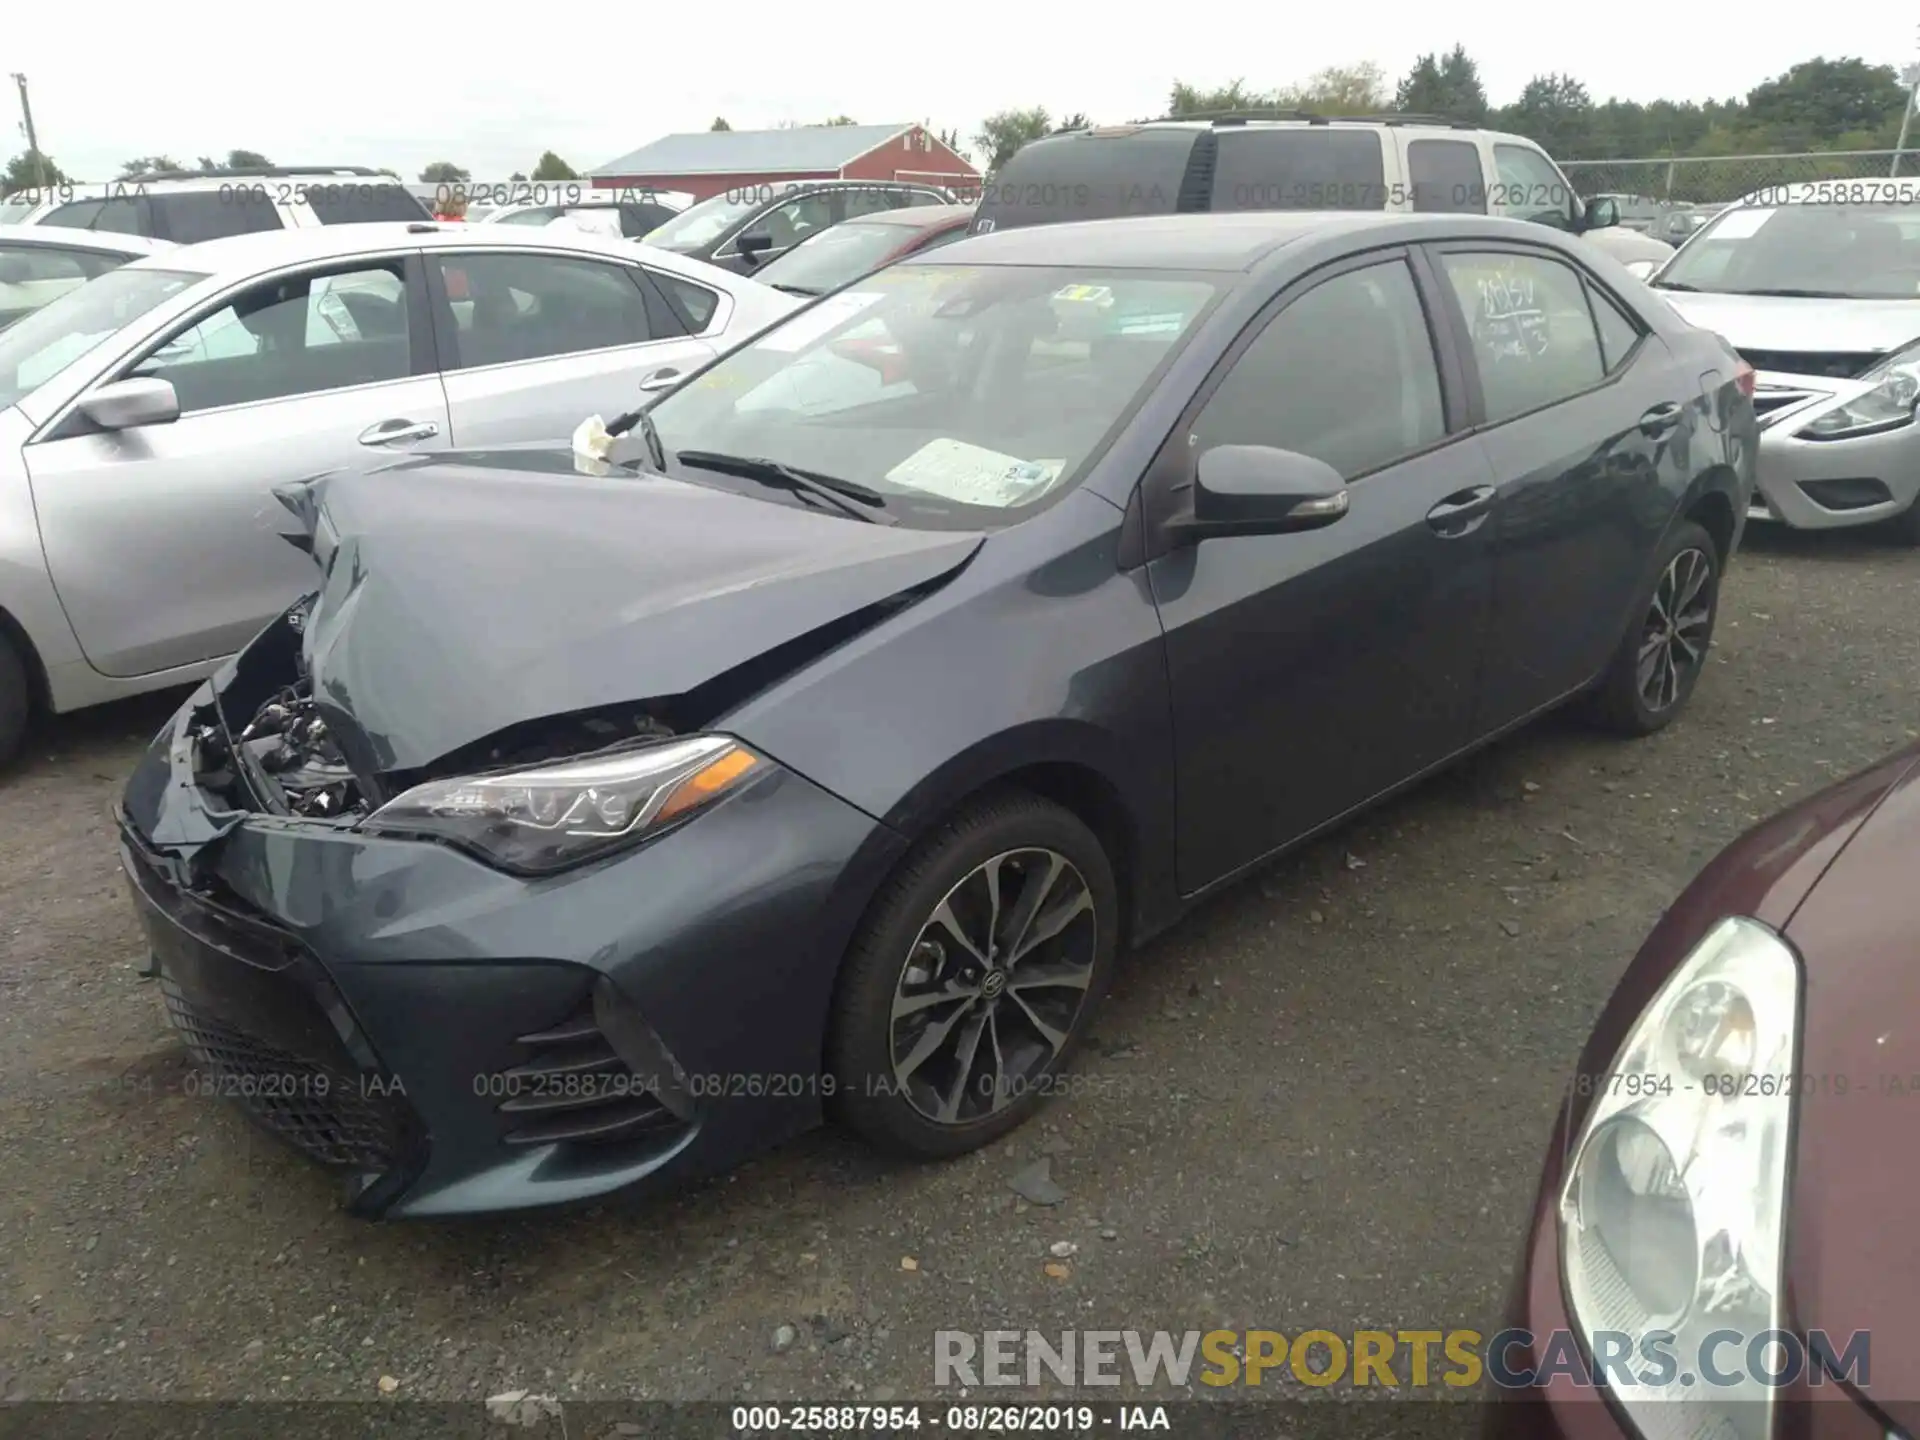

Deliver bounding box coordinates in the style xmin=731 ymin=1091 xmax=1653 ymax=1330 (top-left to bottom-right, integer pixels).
xmin=589 ymin=123 xmax=979 ymax=203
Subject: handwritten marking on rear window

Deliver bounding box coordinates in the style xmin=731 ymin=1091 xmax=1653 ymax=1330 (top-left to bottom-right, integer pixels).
xmin=1474 ymin=271 xmax=1550 ymax=363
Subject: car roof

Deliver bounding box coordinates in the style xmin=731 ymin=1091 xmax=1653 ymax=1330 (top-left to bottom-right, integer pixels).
xmin=918 ymin=210 xmax=1565 ymax=272
xmin=846 ymin=204 xmax=972 ymax=229
xmin=115 ymin=220 xmax=743 ymax=280
xmin=1045 ymin=117 xmax=1537 ymax=144
xmin=0 ymin=224 xmax=171 ymax=253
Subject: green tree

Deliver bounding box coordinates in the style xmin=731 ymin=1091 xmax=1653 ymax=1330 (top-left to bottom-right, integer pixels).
xmin=226 ymin=148 xmax=271 ymax=168
xmin=1499 ymin=74 xmax=1594 ymax=158
xmin=1167 ymin=80 xmax=1264 ymax=118
xmin=1394 ymin=46 xmax=1489 ymax=122
xmin=973 ymin=107 xmax=1051 ymax=172
xmin=1278 ymin=62 xmax=1387 ymax=115
xmin=509 ymin=170 xmax=528 ymax=181
xmin=1053 ymin=112 xmax=1091 ymax=133
xmin=121 ymin=155 xmax=183 ymax=176
xmin=823 ymin=115 xmax=859 ymax=126
xmin=419 ymin=161 xmax=470 ymax=184
xmin=3 ymin=149 xmax=66 ymax=194
xmin=710 ymin=117 xmax=732 ymax=131
xmin=1744 ymin=57 xmax=1906 ymax=149
xmin=935 ymin=126 xmax=964 ymax=153
xmin=530 ymin=151 xmax=578 ymax=180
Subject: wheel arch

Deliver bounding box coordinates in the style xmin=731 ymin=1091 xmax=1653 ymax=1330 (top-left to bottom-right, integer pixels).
xmin=871 ymin=721 xmax=1160 ymax=951
xmin=0 ymin=601 xmax=51 ymax=717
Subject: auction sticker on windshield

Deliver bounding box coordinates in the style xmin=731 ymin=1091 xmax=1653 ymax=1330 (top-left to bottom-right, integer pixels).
xmin=1709 ymin=207 xmax=1776 ymax=240
xmin=886 ymin=438 xmax=1064 ymax=506
xmin=759 ymin=291 xmax=887 ymax=352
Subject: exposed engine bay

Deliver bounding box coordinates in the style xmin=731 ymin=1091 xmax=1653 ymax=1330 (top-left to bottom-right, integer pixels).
xmin=233 ymin=683 xmax=362 ymax=818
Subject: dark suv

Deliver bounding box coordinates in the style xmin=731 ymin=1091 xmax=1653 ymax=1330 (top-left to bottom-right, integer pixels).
xmin=27 ymin=166 xmax=433 ymax=244
xmin=642 ymin=179 xmax=958 ymax=274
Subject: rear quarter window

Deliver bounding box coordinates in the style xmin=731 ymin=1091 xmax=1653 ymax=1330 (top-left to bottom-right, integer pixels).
xmin=975 ymin=130 xmax=1201 ymax=232
xmin=1211 ymin=130 xmax=1388 ymax=211
xmin=305 ymin=184 xmax=433 ymax=224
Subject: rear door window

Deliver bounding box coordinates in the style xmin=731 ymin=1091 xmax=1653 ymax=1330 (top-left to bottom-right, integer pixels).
xmin=154 ymin=190 xmax=282 ymax=242
xmin=975 ymin=129 xmax=1199 ymax=232
xmin=89 ymin=195 xmax=154 ymax=236
xmin=1407 ymin=139 xmax=1487 ymax=214
xmin=432 ymin=251 xmax=658 ymax=368
xmin=1211 ymin=130 xmax=1388 ymax=211
xmin=304 ymin=183 xmax=434 ymax=224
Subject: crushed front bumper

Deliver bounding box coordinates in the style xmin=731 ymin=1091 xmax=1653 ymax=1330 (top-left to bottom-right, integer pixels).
xmin=117 ymin=641 xmax=905 ymax=1219
xmin=1749 ymin=371 xmax=1920 ymax=530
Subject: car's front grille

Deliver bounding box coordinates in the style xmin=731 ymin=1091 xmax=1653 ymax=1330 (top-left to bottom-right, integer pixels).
xmin=159 ymin=976 xmax=405 ymax=1171
xmin=494 ymin=999 xmax=689 ymax=1149
xmin=1738 ymin=348 xmax=1882 ymax=381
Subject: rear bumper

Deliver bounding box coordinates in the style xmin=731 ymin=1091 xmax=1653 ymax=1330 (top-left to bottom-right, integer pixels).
xmin=118 ymin=665 xmax=904 ymax=1218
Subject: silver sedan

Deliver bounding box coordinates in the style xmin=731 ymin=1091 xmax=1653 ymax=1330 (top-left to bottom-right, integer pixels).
xmin=0 ymin=221 xmax=799 ymax=763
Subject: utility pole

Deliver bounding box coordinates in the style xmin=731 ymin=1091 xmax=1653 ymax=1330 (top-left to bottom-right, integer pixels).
xmin=1897 ymin=44 xmax=1920 ymax=178
xmin=11 ymin=73 xmax=48 ymax=189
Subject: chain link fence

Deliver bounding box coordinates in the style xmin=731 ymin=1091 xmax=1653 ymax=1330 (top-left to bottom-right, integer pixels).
xmin=1560 ymin=149 xmax=1914 ymax=206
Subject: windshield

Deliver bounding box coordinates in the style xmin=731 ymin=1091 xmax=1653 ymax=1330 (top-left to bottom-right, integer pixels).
xmin=1656 ymin=201 xmax=1920 ymax=299
xmin=755 ymin=221 xmax=922 ymax=294
xmin=641 ymin=191 xmax=766 ymax=251
xmin=0 ymin=265 xmax=204 ymax=409
xmin=0 ymin=197 xmax=34 ymax=225
xmin=645 ymin=263 xmax=1221 ymax=528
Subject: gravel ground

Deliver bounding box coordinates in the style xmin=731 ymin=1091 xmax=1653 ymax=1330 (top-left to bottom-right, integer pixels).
xmin=3 ymin=525 xmax=1917 ymax=1418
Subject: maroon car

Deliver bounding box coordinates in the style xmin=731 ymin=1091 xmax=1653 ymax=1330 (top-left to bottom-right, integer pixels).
xmin=1492 ymin=742 xmax=1920 ymax=1439
xmin=748 ymin=203 xmax=974 ymax=298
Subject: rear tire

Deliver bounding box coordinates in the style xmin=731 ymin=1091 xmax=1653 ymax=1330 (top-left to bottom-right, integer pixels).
xmin=0 ymin=630 xmax=30 ymax=770
xmin=1585 ymin=519 xmax=1720 ymax=737
xmin=827 ymin=789 xmax=1119 ymax=1160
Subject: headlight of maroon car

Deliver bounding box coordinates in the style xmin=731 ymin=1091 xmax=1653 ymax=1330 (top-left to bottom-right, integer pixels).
xmin=1559 ymin=916 xmax=1801 ymax=1439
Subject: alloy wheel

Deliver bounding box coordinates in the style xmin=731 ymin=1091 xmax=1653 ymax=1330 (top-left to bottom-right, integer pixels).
xmin=1637 ymin=546 xmax=1714 ymax=712
xmin=887 ymin=848 xmax=1098 ymax=1126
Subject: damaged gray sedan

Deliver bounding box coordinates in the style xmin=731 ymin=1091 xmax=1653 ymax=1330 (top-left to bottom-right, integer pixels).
xmin=117 ymin=213 xmax=1752 ymax=1217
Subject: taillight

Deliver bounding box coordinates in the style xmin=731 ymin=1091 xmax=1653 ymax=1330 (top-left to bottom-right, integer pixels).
xmin=1734 ymin=358 xmax=1756 ymax=399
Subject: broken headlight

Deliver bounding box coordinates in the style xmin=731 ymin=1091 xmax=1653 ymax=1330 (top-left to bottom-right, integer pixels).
xmin=360 ymin=736 xmax=766 ymax=873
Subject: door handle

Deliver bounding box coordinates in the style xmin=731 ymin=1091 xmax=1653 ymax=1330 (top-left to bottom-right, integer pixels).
xmin=637 ymin=368 xmax=683 ymax=393
xmin=358 ymin=419 xmax=440 ymax=446
xmin=1639 ymin=402 xmax=1683 ymax=438
xmin=1426 ymin=485 xmax=1497 ymax=536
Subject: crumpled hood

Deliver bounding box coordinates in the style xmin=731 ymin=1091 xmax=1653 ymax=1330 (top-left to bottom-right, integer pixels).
xmin=279 ymin=451 xmax=983 ymax=775
xmin=1776 ymin=746 xmax=1920 ymax=1428
xmin=1657 ymin=290 xmax=1920 ymax=360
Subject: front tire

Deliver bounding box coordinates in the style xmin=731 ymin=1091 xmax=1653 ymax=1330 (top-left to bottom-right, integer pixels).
xmin=827 ymin=789 xmax=1119 ymax=1160
xmin=0 ymin=631 xmax=30 ymax=770
xmin=1585 ymin=519 xmax=1720 ymax=737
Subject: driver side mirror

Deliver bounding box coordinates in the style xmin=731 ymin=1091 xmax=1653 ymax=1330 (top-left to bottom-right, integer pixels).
xmin=1581 ymin=195 xmax=1620 ymax=232
xmin=736 ymin=231 xmax=774 ymax=265
xmin=1167 ymin=444 xmax=1350 ymax=545
xmin=79 ymin=376 xmax=180 ymax=431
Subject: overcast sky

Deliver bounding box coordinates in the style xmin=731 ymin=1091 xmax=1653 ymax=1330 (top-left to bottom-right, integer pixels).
xmin=9 ymin=3 xmax=1916 ymax=182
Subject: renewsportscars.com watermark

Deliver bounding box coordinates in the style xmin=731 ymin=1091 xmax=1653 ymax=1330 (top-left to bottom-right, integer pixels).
xmin=933 ymin=1328 xmax=1871 ymax=1390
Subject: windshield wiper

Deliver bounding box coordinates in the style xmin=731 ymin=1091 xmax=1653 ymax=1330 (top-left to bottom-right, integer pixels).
xmin=1732 ymin=287 xmax=1856 ymax=299
xmin=676 ymin=450 xmax=897 ymax=525
xmin=1650 ymin=279 xmax=1703 ymax=292
xmin=771 ymin=283 xmax=820 ymax=297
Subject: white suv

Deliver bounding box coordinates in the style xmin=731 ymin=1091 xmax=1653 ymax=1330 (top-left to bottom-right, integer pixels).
xmin=971 ymin=116 xmax=1675 ymax=269
xmin=1 ymin=167 xmax=432 ymax=244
